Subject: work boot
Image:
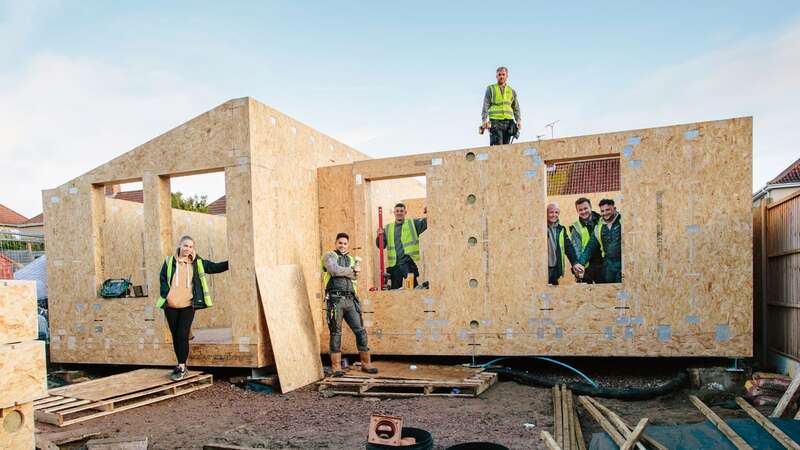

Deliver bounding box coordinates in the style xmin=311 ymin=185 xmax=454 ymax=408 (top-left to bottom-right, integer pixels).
xmin=359 ymin=351 xmax=379 ymax=374
xmin=331 ymin=352 xmax=344 ymax=377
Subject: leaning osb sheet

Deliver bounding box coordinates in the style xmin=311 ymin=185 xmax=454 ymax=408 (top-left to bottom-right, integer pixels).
xmin=256 ymin=265 xmax=323 ymax=393
xmin=0 ymin=281 xmax=37 ymax=345
xmin=0 ymin=341 xmax=47 ymax=408
xmin=318 ymin=117 xmax=753 ymax=357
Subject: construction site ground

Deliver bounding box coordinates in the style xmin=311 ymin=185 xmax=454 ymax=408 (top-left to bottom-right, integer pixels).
xmin=36 ymin=359 xmax=756 ymax=450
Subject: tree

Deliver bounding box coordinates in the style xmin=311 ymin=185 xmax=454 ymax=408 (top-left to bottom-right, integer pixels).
xmin=171 ymin=192 xmax=209 ymax=213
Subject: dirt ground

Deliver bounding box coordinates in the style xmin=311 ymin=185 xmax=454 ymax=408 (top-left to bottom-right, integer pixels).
xmin=36 ymin=361 xmax=761 ymax=450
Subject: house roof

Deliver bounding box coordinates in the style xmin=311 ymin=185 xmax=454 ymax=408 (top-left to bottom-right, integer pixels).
xmin=208 ymin=196 xmax=226 ymax=215
xmin=0 ymin=204 xmax=28 ymax=225
xmin=769 ymin=157 xmax=800 ymax=185
xmin=112 ymin=190 xmax=144 ymax=203
xmin=547 ymin=158 xmax=620 ymax=196
xmin=14 ymin=255 xmax=47 ymax=300
xmin=24 ymin=213 xmax=43 ymax=225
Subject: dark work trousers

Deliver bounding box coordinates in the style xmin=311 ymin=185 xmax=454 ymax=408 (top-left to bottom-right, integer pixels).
xmin=489 ymin=119 xmax=515 ymax=145
xmin=327 ymin=293 xmax=369 ymax=353
xmin=164 ymin=306 xmax=195 ymax=364
xmin=548 ymin=266 xmax=560 ymax=285
xmin=387 ymin=260 xmax=419 ymax=290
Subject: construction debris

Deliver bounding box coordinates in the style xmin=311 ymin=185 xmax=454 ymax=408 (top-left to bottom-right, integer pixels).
xmin=548 ymin=385 xmax=585 ymax=450
xmin=85 ymin=436 xmax=148 ymax=450
xmin=689 ymin=395 xmax=752 ymax=450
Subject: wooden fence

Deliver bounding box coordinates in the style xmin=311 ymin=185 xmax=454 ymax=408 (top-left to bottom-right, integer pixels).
xmin=757 ymin=190 xmax=800 ymax=362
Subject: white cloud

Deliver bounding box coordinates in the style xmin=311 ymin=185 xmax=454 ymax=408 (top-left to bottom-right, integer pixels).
xmin=0 ymin=53 xmax=220 ymax=217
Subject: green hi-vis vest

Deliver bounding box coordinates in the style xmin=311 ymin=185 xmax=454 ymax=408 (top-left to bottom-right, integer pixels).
xmin=385 ymin=220 xmax=420 ymax=266
xmin=320 ymin=253 xmax=358 ymax=295
xmin=488 ymin=84 xmax=515 ymax=120
xmin=594 ymin=223 xmax=606 ymax=258
xmin=557 ymin=227 xmax=567 ymax=273
xmin=155 ymin=256 xmax=212 ymax=308
xmin=571 ymin=220 xmax=592 ymax=268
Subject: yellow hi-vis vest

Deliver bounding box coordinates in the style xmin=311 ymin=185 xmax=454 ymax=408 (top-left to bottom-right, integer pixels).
xmin=594 ymin=224 xmax=606 ymax=258
xmin=571 ymin=220 xmax=592 ymax=268
xmin=557 ymin=227 xmax=567 ymax=274
xmin=385 ymin=220 xmax=420 ymax=266
xmin=155 ymin=256 xmax=212 ymax=308
xmin=488 ymin=83 xmax=515 ymax=120
xmin=320 ymin=253 xmax=358 ymax=295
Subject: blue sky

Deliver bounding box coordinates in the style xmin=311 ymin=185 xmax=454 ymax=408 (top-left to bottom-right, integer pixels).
xmin=2 ymin=1 xmax=799 ymax=217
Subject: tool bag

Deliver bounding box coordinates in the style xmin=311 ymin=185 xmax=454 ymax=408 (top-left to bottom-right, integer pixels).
xmin=99 ymin=278 xmax=131 ymax=298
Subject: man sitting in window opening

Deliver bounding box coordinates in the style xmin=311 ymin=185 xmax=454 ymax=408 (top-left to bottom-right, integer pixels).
xmin=376 ymin=203 xmax=427 ymax=289
xmin=547 ymin=203 xmax=584 ymax=285
xmin=578 ymin=199 xmax=622 ymax=283
xmin=569 ymin=197 xmax=604 ymax=283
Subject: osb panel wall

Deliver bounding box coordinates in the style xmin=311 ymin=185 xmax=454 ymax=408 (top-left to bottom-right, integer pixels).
xmin=44 ymin=98 xmax=264 ymax=367
xmin=319 ymin=117 xmax=753 ymax=357
xmin=247 ymin=98 xmax=370 ymax=347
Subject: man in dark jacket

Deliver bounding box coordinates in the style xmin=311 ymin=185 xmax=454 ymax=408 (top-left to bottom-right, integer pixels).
xmin=579 ymin=199 xmax=622 ymax=283
xmin=547 ymin=203 xmax=583 ymax=285
xmin=569 ymin=197 xmax=604 ymax=283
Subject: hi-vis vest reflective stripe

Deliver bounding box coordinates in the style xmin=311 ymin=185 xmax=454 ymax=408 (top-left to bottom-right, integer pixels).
xmin=558 ymin=227 xmax=567 ymax=273
xmin=594 ymin=224 xmax=606 ymax=259
xmin=385 ymin=220 xmax=420 ymax=266
xmin=155 ymin=256 xmax=212 ymax=308
xmin=320 ymin=253 xmax=358 ymax=295
xmin=488 ymin=84 xmax=515 ymax=120
xmin=571 ymin=220 xmax=592 ymax=268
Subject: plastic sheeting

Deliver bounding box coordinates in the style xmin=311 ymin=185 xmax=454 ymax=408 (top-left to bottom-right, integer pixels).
xmin=589 ymin=418 xmax=800 ymax=450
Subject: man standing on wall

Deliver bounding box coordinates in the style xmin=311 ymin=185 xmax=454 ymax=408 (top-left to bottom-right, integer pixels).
xmin=569 ymin=197 xmax=604 ymax=283
xmin=322 ymin=232 xmax=378 ymax=376
xmin=547 ymin=203 xmax=583 ymax=285
xmin=579 ymin=199 xmax=623 ymax=283
xmin=376 ymin=203 xmax=427 ymax=289
xmin=481 ymin=66 xmax=522 ymax=145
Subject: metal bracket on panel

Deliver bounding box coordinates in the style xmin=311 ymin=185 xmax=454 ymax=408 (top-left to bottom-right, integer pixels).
xmin=715 ymin=324 xmax=731 ymax=342
xmin=656 ymin=325 xmax=672 ymax=342
xmin=524 ymin=170 xmax=537 ymax=178
xmin=604 ymin=326 xmax=614 ymax=340
xmin=355 ymin=174 xmax=363 ymax=185
xmin=624 ymin=326 xmax=634 ymax=340
xmin=684 ymin=130 xmax=700 ymax=140
xmin=629 ymin=160 xmax=643 ymax=169
xmin=431 ymin=158 xmax=443 ymax=166
xmin=477 ymin=153 xmax=489 ymax=161
xmin=623 ymin=145 xmax=634 ymax=159
xmin=554 ymin=328 xmax=564 ymax=339
xmin=68 ymin=187 xmax=78 ymax=194
xmin=523 ymin=147 xmax=538 ymax=156
xmin=686 ymin=224 xmax=701 ymax=233
xmin=51 ymin=196 xmax=60 ymax=204
xmin=627 ymin=136 xmax=641 ymax=145
xmin=686 ymin=315 xmax=701 ymax=324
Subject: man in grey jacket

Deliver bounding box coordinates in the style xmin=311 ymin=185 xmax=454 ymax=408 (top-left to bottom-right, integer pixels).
xmin=322 ymin=232 xmax=378 ymax=376
xmin=481 ymin=66 xmax=521 ymax=145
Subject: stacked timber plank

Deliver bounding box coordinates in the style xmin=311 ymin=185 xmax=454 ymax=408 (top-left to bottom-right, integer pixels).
xmin=34 ymin=368 xmax=213 ymax=427
xmin=0 ymin=281 xmax=48 ymax=449
xmin=540 ymin=385 xmax=585 ymax=450
xmin=317 ymin=361 xmax=497 ymax=398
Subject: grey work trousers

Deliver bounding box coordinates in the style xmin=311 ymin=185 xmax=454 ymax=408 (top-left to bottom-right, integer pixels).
xmin=327 ymin=293 xmax=369 ymax=353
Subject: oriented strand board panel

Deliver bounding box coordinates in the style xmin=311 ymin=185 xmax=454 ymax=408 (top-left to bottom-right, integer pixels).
xmin=42 ymin=97 xmax=367 ymax=368
xmin=318 ymin=117 xmax=753 ymax=357
xmin=0 ymin=340 xmax=47 ymax=408
xmin=256 ymin=265 xmax=323 ymax=393
xmin=0 ymin=281 xmax=37 ymax=345
xmin=0 ymin=402 xmax=34 ymax=450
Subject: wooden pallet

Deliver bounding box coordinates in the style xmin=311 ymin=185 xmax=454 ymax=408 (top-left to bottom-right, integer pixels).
xmin=34 ymin=369 xmax=212 ymax=427
xmin=318 ymin=370 xmax=497 ymax=398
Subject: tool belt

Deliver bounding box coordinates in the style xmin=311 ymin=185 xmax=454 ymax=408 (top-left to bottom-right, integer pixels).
xmin=326 ymin=290 xmax=356 ymax=300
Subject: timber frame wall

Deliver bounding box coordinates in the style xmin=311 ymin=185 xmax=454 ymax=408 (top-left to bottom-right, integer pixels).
xmin=319 ymin=117 xmax=753 ymax=357
xmin=43 ymin=98 xmax=368 ymax=368
xmin=44 ymin=98 xmax=753 ymax=366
